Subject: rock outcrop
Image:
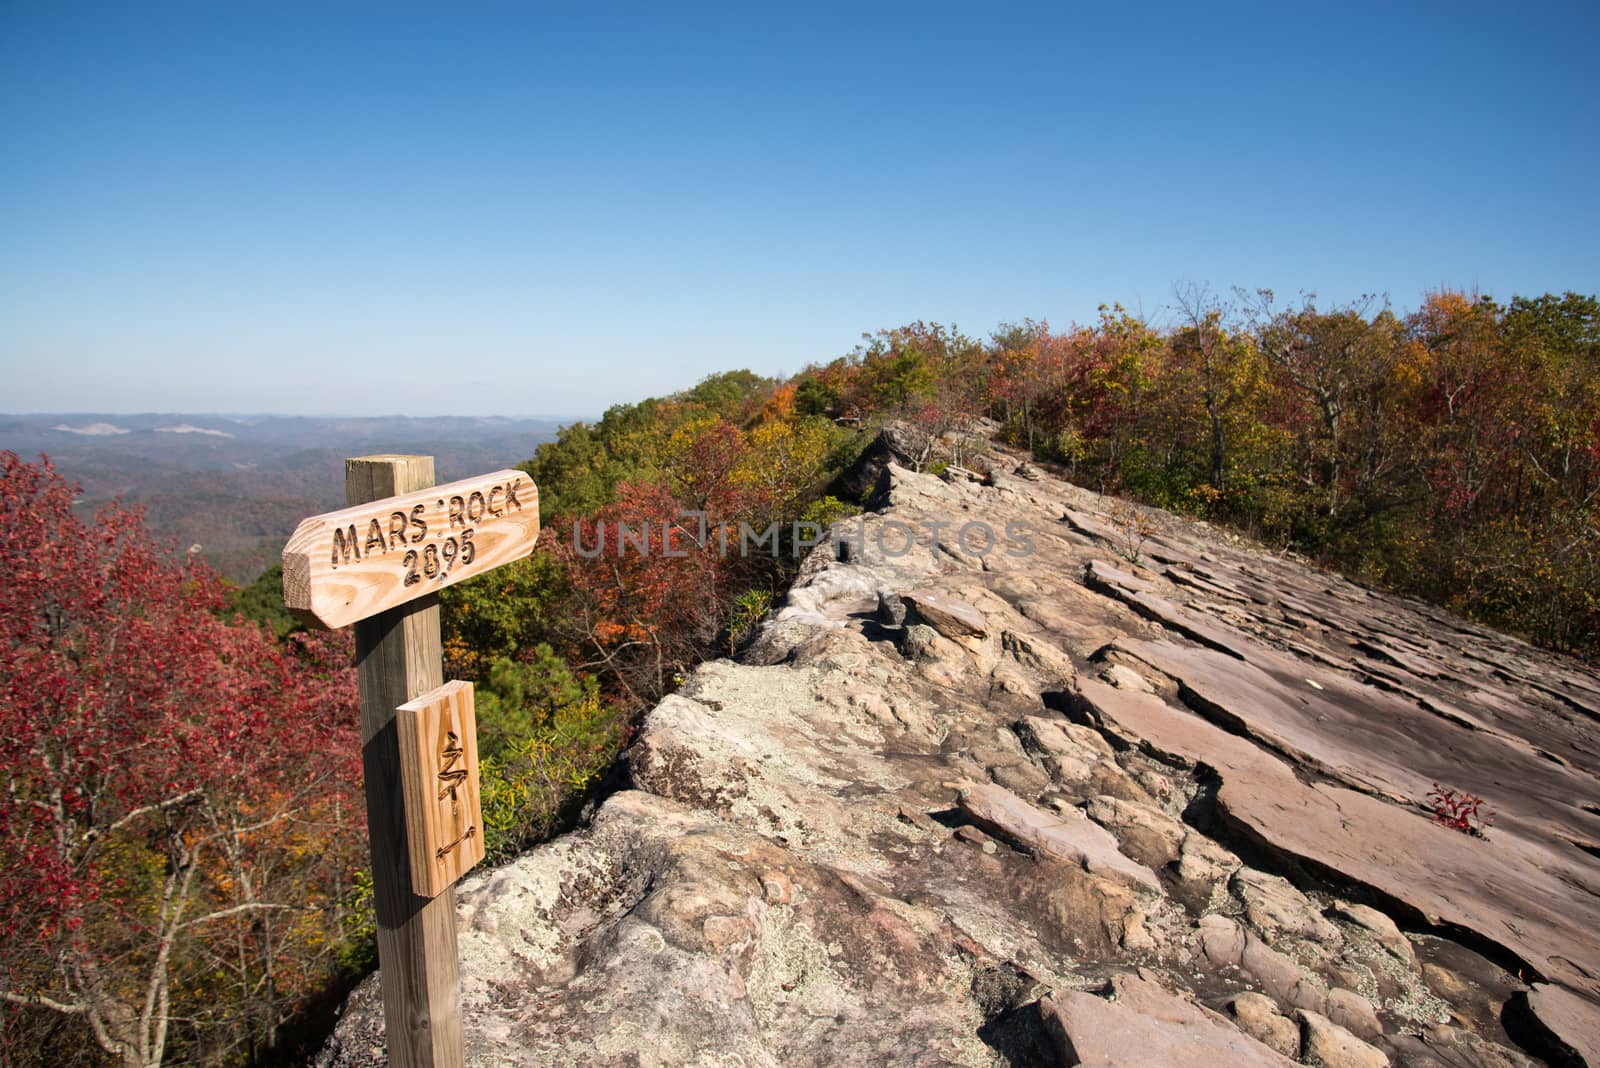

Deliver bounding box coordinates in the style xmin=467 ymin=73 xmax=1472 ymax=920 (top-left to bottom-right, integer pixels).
xmin=321 ymin=448 xmax=1600 ymax=1067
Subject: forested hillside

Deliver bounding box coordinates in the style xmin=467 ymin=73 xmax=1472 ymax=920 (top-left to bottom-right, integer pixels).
xmin=797 ymin=289 xmax=1598 ymax=657
xmin=3 ymin=285 xmax=1595 ymax=1067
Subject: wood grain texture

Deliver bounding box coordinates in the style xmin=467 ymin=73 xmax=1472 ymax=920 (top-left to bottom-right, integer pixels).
xmin=283 ymin=465 xmax=539 ymax=628
xmin=348 ymin=456 xmax=465 ymax=1068
xmin=396 ymin=681 xmax=485 ymax=899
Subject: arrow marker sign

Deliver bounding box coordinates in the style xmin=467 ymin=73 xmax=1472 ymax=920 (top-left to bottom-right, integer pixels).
xmin=283 ymin=467 xmax=540 ymax=629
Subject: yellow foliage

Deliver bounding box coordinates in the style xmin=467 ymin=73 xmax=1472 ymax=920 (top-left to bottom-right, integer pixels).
xmin=735 ymin=417 xmax=832 ymax=512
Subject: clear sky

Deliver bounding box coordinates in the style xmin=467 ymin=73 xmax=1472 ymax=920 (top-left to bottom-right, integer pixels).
xmin=2 ymin=3 xmax=1596 ymax=418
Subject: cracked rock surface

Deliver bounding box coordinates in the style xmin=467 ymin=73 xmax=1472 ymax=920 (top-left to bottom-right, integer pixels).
xmin=321 ymin=448 xmax=1600 ymax=1067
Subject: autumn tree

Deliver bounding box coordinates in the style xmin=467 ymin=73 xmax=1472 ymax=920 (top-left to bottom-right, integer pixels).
xmin=560 ymin=481 xmax=737 ymax=702
xmin=792 ymin=358 xmax=858 ymax=422
xmin=1244 ymin=290 xmax=1405 ymax=518
xmin=988 ymin=319 xmax=1053 ymax=450
xmin=520 ymin=397 xmax=690 ymax=520
xmin=0 ymin=454 xmax=364 ymax=1068
xmin=736 ymin=416 xmax=838 ymax=517
xmin=1405 ymin=291 xmax=1511 ymax=527
xmin=439 ymin=550 xmax=569 ymax=679
xmin=1170 ymin=282 xmax=1246 ymax=491
xmin=1401 ymin=291 xmax=1600 ymax=649
xmin=846 ymin=325 xmax=935 ymax=413
xmin=1031 ymin=307 xmax=1164 ymax=489
xmin=1503 ymin=292 xmax=1600 ymax=516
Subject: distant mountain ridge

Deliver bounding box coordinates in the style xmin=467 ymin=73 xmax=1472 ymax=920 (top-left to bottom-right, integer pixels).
xmin=0 ymin=413 xmax=568 ymax=583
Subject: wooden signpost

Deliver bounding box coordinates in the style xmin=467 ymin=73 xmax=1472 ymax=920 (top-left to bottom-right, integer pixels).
xmin=283 ymin=456 xmax=539 ymax=1068
xmin=283 ymin=467 xmax=538 ymax=629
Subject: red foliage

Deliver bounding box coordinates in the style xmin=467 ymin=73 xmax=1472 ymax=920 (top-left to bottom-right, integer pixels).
xmin=1426 ymin=783 xmax=1494 ymax=837
xmin=552 ymin=419 xmax=783 ymax=702
xmin=0 ymin=452 xmax=362 ymax=1060
xmin=675 ymin=418 xmax=754 ymax=515
xmin=558 ymin=477 xmax=753 ymax=701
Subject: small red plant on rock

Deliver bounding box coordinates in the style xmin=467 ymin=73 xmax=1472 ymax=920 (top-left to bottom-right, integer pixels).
xmin=1427 ymin=783 xmax=1494 ymax=838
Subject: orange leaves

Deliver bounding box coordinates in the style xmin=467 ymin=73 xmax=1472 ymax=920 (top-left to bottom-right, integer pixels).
xmin=592 ymin=619 xmax=644 ymax=644
xmin=760 ymin=382 xmax=798 ymax=423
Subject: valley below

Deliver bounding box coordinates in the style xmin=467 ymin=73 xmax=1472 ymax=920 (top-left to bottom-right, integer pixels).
xmin=0 ymin=413 xmax=563 ymax=584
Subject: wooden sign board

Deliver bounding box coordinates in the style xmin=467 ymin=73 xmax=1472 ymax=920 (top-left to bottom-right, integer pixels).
xmin=397 ymin=681 xmax=485 ymax=899
xmin=282 ymin=468 xmax=539 ymax=629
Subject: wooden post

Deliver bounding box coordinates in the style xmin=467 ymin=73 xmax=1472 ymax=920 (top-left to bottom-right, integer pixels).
xmin=284 ymin=455 xmax=537 ymax=1064
xmin=348 ymin=455 xmax=464 ymax=1068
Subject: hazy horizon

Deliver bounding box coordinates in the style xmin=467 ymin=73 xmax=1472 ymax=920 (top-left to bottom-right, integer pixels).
xmin=2 ymin=410 xmax=588 ymax=421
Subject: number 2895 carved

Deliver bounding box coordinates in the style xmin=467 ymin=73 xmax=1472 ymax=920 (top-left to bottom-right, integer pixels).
xmin=403 ymin=530 xmax=475 ymax=586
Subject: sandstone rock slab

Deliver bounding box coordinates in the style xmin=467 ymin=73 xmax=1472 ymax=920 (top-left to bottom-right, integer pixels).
xmin=1331 ymin=903 xmax=1416 ymax=968
xmin=1042 ymin=972 xmax=1299 ymax=1067
xmin=903 ymin=588 xmax=989 ymax=639
xmin=1085 ymin=793 xmax=1185 ymax=868
xmin=957 ymin=781 xmax=1159 ymax=892
xmin=1521 ymin=983 xmax=1600 ymax=1067
xmin=1228 ymin=991 xmax=1301 ymax=1058
xmin=1076 ymin=675 xmax=1600 ymax=1000
xmin=1231 ymin=867 xmax=1342 ymax=945
xmin=319 ymin=436 xmax=1600 ymax=1067
xmin=1298 ymin=1008 xmax=1390 ymax=1068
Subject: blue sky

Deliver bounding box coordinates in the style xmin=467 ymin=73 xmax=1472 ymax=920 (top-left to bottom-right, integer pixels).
xmin=2 ymin=3 xmax=1596 ymax=418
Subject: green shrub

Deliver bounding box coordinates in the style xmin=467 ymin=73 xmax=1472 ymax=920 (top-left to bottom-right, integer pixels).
xmin=478 ymin=689 xmax=626 ymax=863
xmin=473 ymin=645 xmax=598 ymax=760
xmin=800 ymin=494 xmax=857 ymax=529
xmin=333 ymin=870 xmax=378 ymax=977
xmin=725 ymin=588 xmax=773 ymax=652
